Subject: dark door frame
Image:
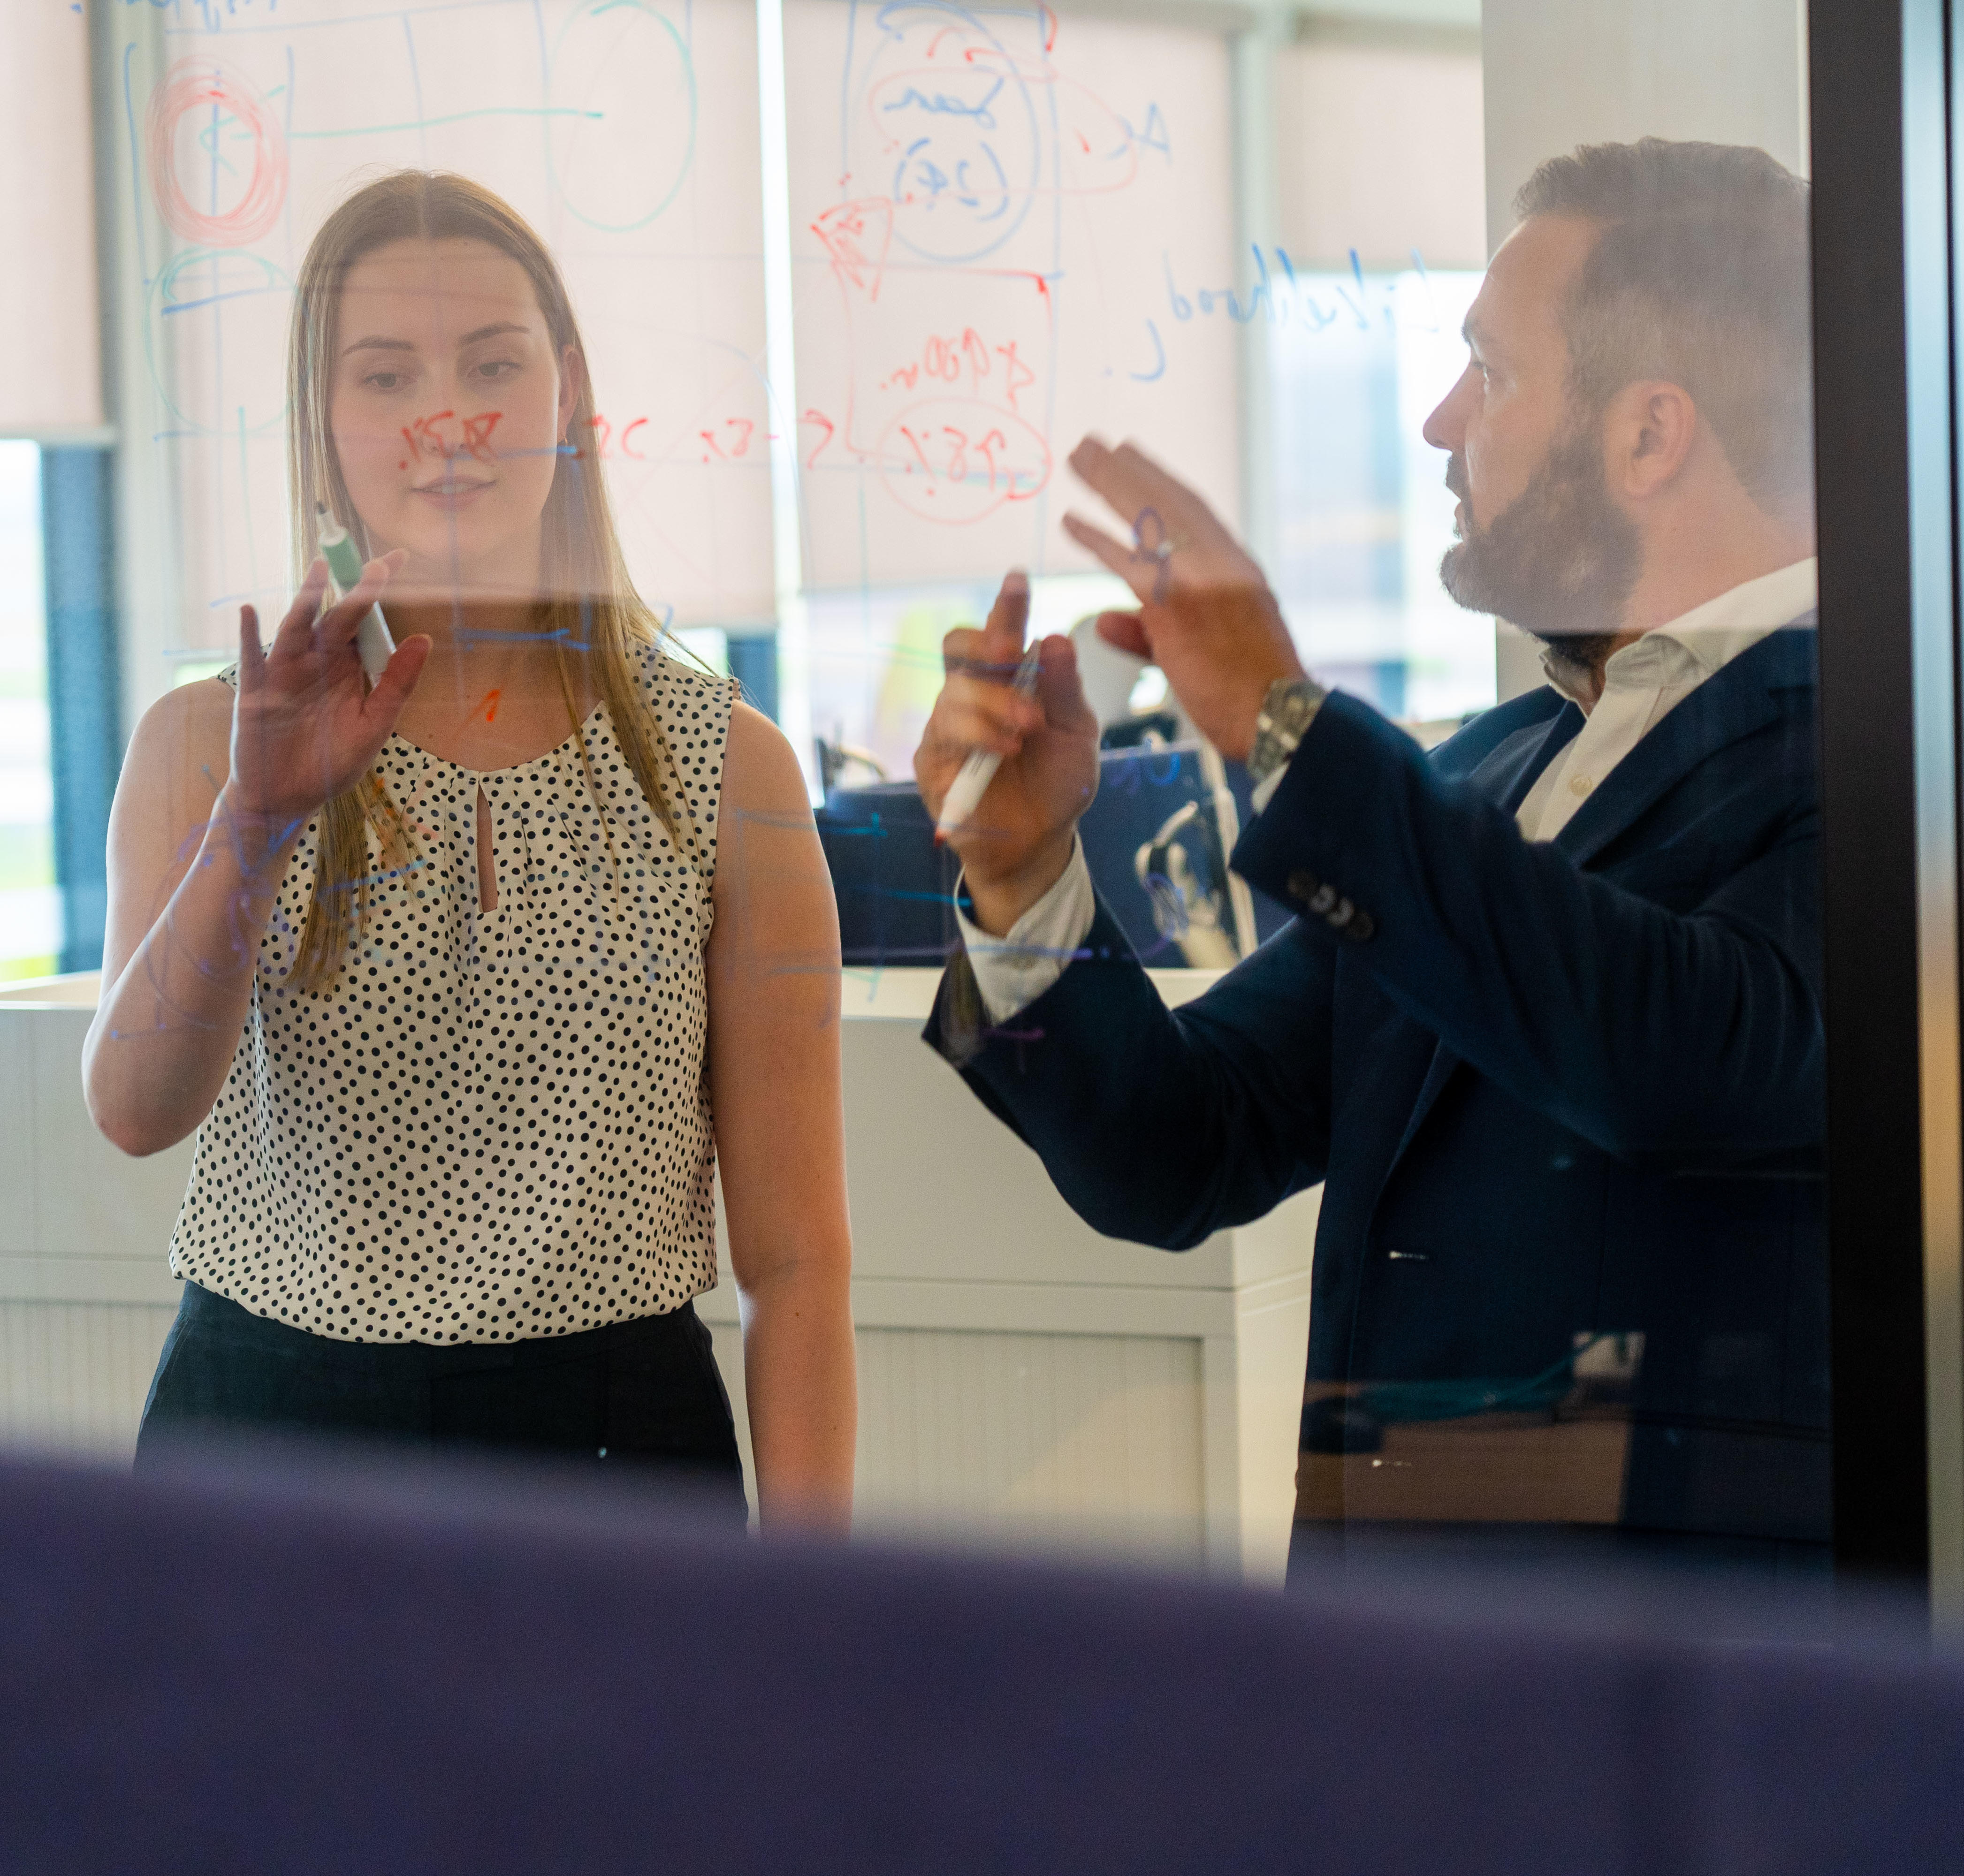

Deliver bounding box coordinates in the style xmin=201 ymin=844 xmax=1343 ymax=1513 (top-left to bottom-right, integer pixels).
xmin=1811 ymin=0 xmax=1964 ymax=1610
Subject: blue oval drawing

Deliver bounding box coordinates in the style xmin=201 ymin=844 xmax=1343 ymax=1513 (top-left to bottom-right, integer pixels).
xmin=146 ymin=246 xmax=295 ymax=438
xmin=862 ymin=3 xmax=1039 ymax=266
xmin=548 ymin=0 xmax=698 ymax=233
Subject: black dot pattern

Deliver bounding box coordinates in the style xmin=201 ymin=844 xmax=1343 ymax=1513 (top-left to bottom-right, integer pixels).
xmin=168 ymin=650 xmax=732 ymax=1344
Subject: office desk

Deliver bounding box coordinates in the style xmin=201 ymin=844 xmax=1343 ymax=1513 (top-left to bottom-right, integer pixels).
xmin=0 ymin=970 xmax=1314 ymax=1581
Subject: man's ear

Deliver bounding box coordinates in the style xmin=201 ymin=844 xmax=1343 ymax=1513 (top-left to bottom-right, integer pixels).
xmin=1605 ymin=379 xmax=1698 ymax=501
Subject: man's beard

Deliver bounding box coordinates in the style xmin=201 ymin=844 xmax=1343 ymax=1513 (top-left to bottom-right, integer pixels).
xmin=1439 ymin=427 xmax=1640 ymax=686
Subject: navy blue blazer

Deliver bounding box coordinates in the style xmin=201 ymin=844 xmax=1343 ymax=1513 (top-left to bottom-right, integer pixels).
xmin=926 ymin=624 xmax=1828 ymax=1545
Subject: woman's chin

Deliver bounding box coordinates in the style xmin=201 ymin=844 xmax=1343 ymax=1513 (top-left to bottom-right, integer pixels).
xmin=386 ymin=569 xmax=547 ymax=608
xmin=376 ymin=533 xmax=540 ymax=601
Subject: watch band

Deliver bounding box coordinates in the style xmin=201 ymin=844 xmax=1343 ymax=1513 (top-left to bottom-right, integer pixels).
xmin=1247 ymin=676 xmax=1327 ymax=784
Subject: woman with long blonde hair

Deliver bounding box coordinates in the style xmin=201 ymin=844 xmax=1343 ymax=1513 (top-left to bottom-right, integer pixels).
xmin=83 ymin=172 xmax=854 ymax=1527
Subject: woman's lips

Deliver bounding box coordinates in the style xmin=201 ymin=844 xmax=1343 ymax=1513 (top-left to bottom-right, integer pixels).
xmin=412 ymin=478 xmax=494 ymax=510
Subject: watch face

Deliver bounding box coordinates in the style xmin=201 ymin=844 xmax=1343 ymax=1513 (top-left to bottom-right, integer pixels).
xmin=1277 ymin=682 xmax=1322 ymax=730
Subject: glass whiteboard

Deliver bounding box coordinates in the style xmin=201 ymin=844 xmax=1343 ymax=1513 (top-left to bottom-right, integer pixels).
xmin=116 ymin=0 xmax=775 ymax=653
xmin=782 ymin=0 xmax=1240 ymax=591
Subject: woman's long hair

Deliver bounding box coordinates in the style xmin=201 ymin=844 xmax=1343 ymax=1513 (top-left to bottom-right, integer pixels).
xmin=284 ymin=170 xmax=696 ymax=990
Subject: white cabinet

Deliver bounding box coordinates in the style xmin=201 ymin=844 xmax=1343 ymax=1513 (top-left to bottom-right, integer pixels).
xmin=0 ymin=970 xmax=1313 ymax=1581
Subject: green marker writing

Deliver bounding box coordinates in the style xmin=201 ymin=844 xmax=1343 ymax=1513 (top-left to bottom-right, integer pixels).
xmin=315 ymin=503 xmax=397 ymax=682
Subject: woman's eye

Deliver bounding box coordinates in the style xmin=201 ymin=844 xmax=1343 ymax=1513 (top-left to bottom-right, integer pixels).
xmin=476 ymin=359 xmax=518 ymax=381
xmin=365 ymin=371 xmax=405 ymax=392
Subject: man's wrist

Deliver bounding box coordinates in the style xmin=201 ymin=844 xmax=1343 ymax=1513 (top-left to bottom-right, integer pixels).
xmin=961 ymin=830 xmax=1079 ymax=938
xmin=1215 ymin=642 xmax=1307 ymax=762
xmin=1247 ymin=676 xmax=1328 ymax=785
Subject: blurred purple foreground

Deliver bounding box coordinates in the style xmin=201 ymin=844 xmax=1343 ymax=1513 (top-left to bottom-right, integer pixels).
xmin=1 ymin=1443 xmax=1959 ymax=1875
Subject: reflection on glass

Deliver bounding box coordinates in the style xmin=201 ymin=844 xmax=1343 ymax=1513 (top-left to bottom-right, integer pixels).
xmin=1271 ymin=266 xmax=1488 ymax=725
xmin=9 ymin=0 xmax=1830 ymax=1598
xmin=913 ymin=129 xmax=1827 ymax=1582
xmin=90 ymin=135 xmax=857 ymax=1527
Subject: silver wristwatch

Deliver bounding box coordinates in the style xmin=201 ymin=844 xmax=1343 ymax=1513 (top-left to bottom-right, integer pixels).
xmin=1247 ymin=676 xmax=1328 ymax=784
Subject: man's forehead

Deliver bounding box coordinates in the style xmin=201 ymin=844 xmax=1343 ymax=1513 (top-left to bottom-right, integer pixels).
xmin=1465 ymin=214 xmax=1598 ymax=344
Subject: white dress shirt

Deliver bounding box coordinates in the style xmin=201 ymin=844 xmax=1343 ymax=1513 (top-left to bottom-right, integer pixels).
xmin=1514 ymin=557 xmax=1817 ymax=842
xmin=956 ymin=557 xmax=1819 ymax=1024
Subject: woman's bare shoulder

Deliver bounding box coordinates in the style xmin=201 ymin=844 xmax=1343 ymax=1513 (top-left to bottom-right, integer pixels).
xmin=121 ymin=676 xmax=235 ymax=802
xmin=720 ymin=699 xmax=811 ymax=818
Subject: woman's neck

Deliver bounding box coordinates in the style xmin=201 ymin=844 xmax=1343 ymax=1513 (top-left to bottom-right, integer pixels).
xmin=383 ymin=589 xmax=601 ymax=767
xmin=379 ymin=532 xmax=577 ymax=684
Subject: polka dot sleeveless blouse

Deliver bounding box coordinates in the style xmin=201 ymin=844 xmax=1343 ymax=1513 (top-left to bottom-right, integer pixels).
xmin=168 ymin=650 xmax=732 ymax=1344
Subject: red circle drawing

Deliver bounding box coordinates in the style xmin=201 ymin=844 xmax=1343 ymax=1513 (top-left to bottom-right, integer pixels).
xmin=146 ymin=58 xmax=288 ymax=248
xmin=874 ymin=399 xmax=1052 ymax=526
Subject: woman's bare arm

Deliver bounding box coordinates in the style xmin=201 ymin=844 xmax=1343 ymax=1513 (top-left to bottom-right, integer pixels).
xmin=706 ymin=702 xmax=856 ymax=1531
xmin=83 ymin=561 xmax=428 ymax=1156
xmin=83 ymin=676 xmax=280 ymax=1154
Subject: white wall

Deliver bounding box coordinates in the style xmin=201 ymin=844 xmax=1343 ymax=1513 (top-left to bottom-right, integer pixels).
xmin=0 ymin=3 xmax=102 ymax=436
xmin=1276 ymin=24 xmax=1486 ymax=270
xmin=1479 ymin=0 xmax=1808 ymax=253
xmin=1477 ymin=0 xmax=1809 ymax=700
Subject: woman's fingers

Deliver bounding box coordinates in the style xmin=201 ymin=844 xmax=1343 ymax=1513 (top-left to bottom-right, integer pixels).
xmin=359 ymin=634 xmax=432 ymax=729
xmin=237 ymin=604 xmax=266 ymax=688
xmin=315 ymin=556 xmax=394 ymax=652
xmin=268 ymin=562 xmax=331 ymax=662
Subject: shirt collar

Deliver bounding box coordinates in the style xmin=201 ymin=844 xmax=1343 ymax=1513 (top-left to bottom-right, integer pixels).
xmin=1538 ymin=557 xmax=1819 ymax=705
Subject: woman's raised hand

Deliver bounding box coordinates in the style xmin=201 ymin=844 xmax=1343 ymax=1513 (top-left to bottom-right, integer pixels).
xmin=227 ymin=555 xmax=431 ymax=832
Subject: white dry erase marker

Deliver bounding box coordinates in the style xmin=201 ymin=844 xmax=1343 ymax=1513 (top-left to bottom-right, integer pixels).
xmin=935 ymin=643 xmax=1043 ymax=839
xmin=314 ymin=503 xmax=397 ymax=682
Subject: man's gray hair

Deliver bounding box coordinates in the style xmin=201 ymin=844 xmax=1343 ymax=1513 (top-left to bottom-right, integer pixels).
xmin=1515 ymin=138 xmax=1812 ymax=513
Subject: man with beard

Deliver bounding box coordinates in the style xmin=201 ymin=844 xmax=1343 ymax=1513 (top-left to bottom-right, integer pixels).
xmin=912 ymin=138 xmax=1826 ymax=1575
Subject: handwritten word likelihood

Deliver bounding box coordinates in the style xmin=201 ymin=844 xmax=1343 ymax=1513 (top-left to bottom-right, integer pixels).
xmin=1163 ymin=247 xmax=1444 ymax=334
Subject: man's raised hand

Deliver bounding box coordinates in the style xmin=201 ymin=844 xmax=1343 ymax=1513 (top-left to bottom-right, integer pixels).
xmin=1062 ymin=437 xmax=1303 ymax=762
xmin=912 ymin=570 xmax=1099 ymax=937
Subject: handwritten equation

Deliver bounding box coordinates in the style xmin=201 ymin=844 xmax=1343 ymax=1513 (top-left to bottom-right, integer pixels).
xmin=125 ymin=0 xmax=776 ymax=651
xmin=786 ymin=1 xmax=1242 ymax=589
